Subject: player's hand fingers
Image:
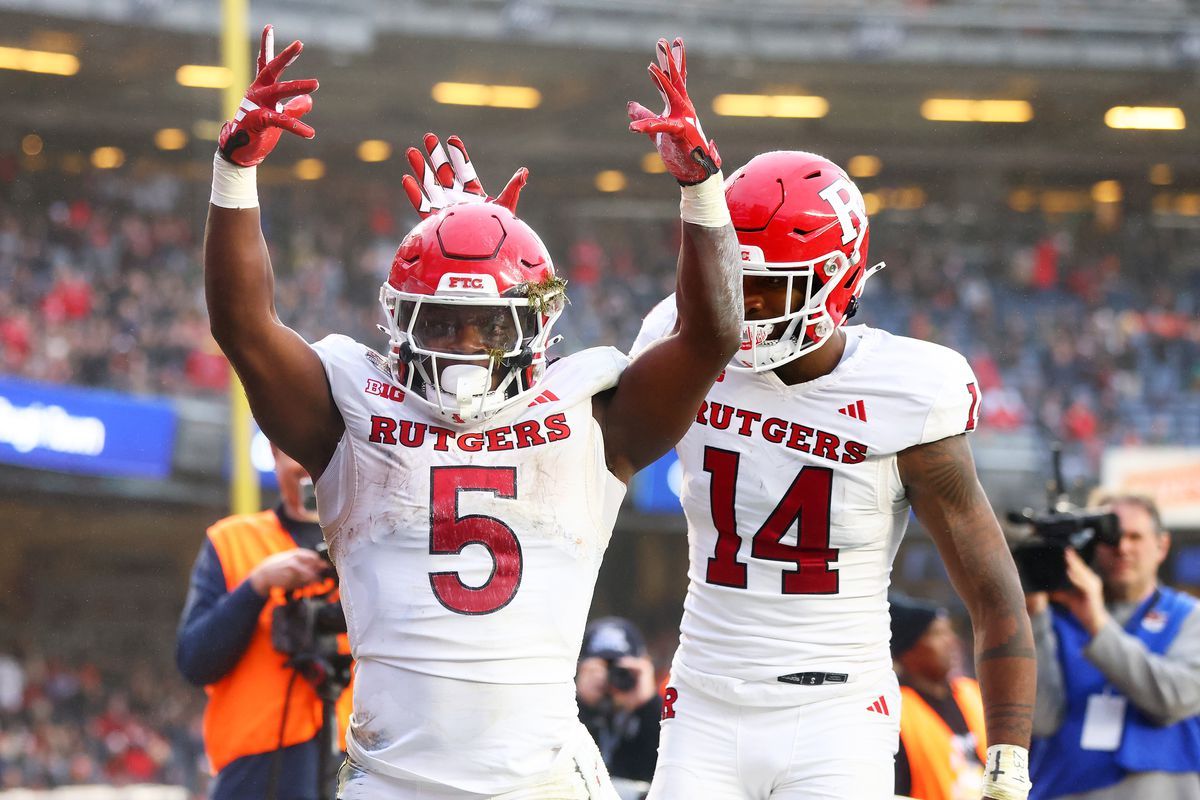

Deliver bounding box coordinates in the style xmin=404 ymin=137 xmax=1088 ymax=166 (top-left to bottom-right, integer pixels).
xmin=446 ymin=136 xmax=486 ymax=196
xmin=407 ymin=145 xmax=447 ymax=209
xmin=422 ymin=133 xmax=458 ymax=190
xmin=656 ymin=38 xmax=683 ymax=87
xmin=402 ymin=174 xmax=433 ymax=218
xmin=282 ymin=94 xmax=314 ymax=118
xmin=493 ymin=167 xmax=528 ymax=214
xmin=630 ymin=117 xmax=682 ymax=137
xmin=261 ymin=79 xmax=319 ymax=107
xmin=260 ymin=108 xmax=314 ymax=138
xmin=257 ymin=25 xmax=274 ymax=76
xmin=671 ymin=37 xmax=687 ymax=83
xmin=627 ymin=101 xmax=657 ymax=124
xmin=647 ymin=63 xmax=683 ymax=110
xmin=263 ymin=39 xmax=304 ymax=83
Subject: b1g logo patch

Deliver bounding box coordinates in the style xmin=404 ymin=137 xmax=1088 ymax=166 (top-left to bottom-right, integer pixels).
xmin=365 ymin=378 xmax=405 ymax=402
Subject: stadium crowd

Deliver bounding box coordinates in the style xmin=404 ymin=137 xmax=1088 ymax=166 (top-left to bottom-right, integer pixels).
xmin=2 ymin=163 xmax=1196 ymax=466
xmin=0 ymin=649 xmax=206 ymax=795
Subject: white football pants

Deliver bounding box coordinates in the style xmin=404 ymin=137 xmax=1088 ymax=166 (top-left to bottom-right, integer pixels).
xmin=648 ymin=669 xmax=901 ymax=800
xmin=337 ymin=720 xmax=620 ymax=800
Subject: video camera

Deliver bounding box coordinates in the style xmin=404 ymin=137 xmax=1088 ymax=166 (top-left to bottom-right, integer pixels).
xmin=270 ymin=541 xmax=351 ymax=699
xmin=1009 ymin=445 xmax=1121 ymax=592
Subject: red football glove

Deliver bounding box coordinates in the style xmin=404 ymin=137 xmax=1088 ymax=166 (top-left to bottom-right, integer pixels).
xmin=218 ymin=25 xmax=319 ymax=167
xmin=402 ymin=133 xmax=529 ymax=219
xmin=627 ymin=37 xmax=721 ymax=186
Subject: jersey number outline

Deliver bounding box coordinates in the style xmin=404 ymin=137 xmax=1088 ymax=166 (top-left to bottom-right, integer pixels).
xmin=703 ymin=446 xmax=838 ymax=595
xmin=965 ymin=381 xmax=980 ymax=432
xmin=428 ymin=466 xmax=522 ymax=615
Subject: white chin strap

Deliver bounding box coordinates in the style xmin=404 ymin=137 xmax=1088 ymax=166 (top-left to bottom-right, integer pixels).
xmin=427 ymin=364 xmax=493 ymax=418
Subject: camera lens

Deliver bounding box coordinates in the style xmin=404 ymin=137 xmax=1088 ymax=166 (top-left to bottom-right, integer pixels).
xmin=608 ymin=663 xmax=637 ymax=692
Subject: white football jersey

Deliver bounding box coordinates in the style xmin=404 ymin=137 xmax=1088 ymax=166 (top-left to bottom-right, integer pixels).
xmin=312 ymin=334 xmax=628 ymax=794
xmin=632 ymin=296 xmax=981 ymax=705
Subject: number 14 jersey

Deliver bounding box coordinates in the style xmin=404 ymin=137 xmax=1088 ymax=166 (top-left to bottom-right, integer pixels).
xmin=632 ymin=297 xmax=981 ymax=705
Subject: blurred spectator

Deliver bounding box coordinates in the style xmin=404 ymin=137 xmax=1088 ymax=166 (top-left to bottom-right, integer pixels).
xmin=891 ymin=594 xmax=986 ymax=800
xmin=1027 ymin=493 xmax=1200 ymax=799
xmin=576 ymin=617 xmax=662 ymax=784
xmin=176 ymin=444 xmax=351 ymax=800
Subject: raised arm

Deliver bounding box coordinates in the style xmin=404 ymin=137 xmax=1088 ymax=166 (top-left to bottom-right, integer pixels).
xmin=204 ymin=26 xmax=342 ymax=478
xmin=899 ymin=433 xmax=1036 ymax=799
xmin=599 ymin=38 xmax=742 ymax=482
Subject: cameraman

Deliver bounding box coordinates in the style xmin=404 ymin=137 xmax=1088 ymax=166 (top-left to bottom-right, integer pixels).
xmin=576 ymin=617 xmax=662 ymax=785
xmin=176 ymin=443 xmax=351 ymax=800
xmin=1027 ymin=492 xmax=1200 ymax=800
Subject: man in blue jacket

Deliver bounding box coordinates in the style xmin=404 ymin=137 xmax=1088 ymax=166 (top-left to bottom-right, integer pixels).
xmin=1028 ymin=492 xmax=1200 ymax=800
xmin=177 ymin=444 xmax=350 ymax=800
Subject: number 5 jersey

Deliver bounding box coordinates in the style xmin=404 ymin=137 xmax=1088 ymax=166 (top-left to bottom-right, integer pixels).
xmin=311 ymin=334 xmax=629 ymax=794
xmin=631 ymin=296 xmax=982 ymax=705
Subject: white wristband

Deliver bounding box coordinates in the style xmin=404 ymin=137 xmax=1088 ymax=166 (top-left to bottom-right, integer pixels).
xmin=982 ymin=744 xmax=1032 ymax=800
xmin=210 ymin=151 xmax=259 ymax=209
xmin=679 ymin=171 xmax=730 ymax=228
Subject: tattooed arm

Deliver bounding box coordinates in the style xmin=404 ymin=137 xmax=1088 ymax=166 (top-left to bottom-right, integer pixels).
xmin=899 ymin=434 xmax=1036 ymax=747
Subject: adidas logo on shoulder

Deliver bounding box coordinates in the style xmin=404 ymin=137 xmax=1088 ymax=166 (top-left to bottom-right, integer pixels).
xmin=837 ymin=399 xmax=868 ymax=422
xmin=528 ymin=390 xmax=560 ymax=407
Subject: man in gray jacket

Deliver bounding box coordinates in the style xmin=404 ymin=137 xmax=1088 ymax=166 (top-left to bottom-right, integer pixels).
xmin=1027 ymin=492 xmax=1200 ymax=800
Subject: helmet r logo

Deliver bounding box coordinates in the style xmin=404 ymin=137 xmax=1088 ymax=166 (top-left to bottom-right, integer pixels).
xmin=817 ymin=178 xmax=866 ymax=246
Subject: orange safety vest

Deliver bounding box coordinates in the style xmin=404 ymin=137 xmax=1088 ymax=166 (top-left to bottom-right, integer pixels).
xmin=899 ymin=677 xmax=987 ymax=800
xmin=203 ymin=510 xmax=353 ymax=774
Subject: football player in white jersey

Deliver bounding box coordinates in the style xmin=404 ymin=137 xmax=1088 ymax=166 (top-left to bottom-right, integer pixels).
xmin=203 ymin=27 xmax=741 ymax=800
xmin=631 ymin=151 xmax=1036 ymax=800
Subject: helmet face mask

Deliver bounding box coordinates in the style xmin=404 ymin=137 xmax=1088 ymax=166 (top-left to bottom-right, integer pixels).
xmin=378 ymin=203 xmax=566 ymax=423
xmin=725 ymin=151 xmax=885 ymax=373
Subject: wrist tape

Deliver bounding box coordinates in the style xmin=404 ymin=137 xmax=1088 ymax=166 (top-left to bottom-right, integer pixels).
xmin=210 ymin=151 xmax=259 ymax=209
xmin=679 ymin=171 xmax=730 ymax=228
xmin=982 ymin=744 xmax=1032 ymax=800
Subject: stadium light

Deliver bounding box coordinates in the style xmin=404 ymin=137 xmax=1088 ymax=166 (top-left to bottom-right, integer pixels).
xmin=293 ymin=158 xmax=325 ymax=180
xmin=0 ymin=46 xmax=79 ymax=76
xmin=1009 ymin=188 xmax=1037 ymax=213
xmin=712 ymin=94 xmax=828 ymax=119
xmin=921 ymin=98 xmax=1033 ymax=123
xmin=1105 ymin=106 xmax=1185 ymax=131
xmin=847 ymin=155 xmax=882 ymax=178
xmin=1149 ymin=163 xmax=1173 ymax=186
xmin=357 ymin=140 xmax=392 ymax=163
xmin=595 ymin=170 xmax=627 ymax=192
xmin=1091 ymin=180 xmax=1122 ymax=204
xmin=21 ymin=134 xmax=43 ymax=156
xmin=641 ymin=152 xmax=667 ymax=174
xmin=176 ymin=65 xmax=234 ymax=89
xmin=431 ymin=82 xmax=541 ymax=109
xmin=155 ymin=128 xmax=188 ymax=151
xmin=91 ymin=147 xmax=125 ymax=169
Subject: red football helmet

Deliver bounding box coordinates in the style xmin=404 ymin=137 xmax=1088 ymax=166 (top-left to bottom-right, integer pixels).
xmin=725 ymin=150 xmax=885 ymax=371
xmin=379 ymin=202 xmax=566 ymax=422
